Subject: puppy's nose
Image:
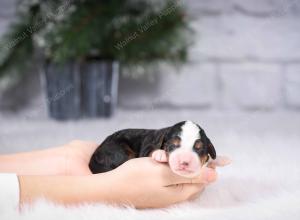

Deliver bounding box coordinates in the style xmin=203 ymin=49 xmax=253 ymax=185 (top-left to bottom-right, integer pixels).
xmin=179 ymin=156 xmax=191 ymax=169
xmin=179 ymin=161 xmax=189 ymax=169
xmin=169 ymin=152 xmax=200 ymax=176
xmin=181 ymin=161 xmax=189 ymax=166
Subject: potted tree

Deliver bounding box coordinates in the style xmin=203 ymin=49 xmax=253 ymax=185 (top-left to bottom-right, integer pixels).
xmin=0 ymin=0 xmax=191 ymax=120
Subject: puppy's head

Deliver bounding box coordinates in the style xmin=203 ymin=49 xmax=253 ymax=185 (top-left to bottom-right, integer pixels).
xmin=163 ymin=120 xmax=216 ymax=178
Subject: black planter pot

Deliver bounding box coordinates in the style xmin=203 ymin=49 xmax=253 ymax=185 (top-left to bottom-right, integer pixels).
xmin=44 ymin=61 xmax=81 ymax=120
xmin=44 ymin=60 xmax=119 ymax=120
xmin=81 ymin=60 xmax=119 ymax=117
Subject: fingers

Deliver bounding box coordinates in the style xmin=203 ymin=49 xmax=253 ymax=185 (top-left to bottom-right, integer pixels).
xmin=186 ymin=184 xmax=205 ymax=201
xmin=166 ymin=167 xmax=217 ymax=186
xmin=169 ymin=183 xmax=205 ymax=202
xmin=190 ymin=167 xmax=217 ymax=184
xmin=182 ymin=183 xmax=204 ymax=198
xmin=151 ymin=150 xmax=168 ymax=163
xmin=207 ymin=156 xmax=231 ymax=168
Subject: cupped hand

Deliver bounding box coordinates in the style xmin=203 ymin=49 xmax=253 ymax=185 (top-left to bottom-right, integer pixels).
xmin=16 ymin=140 xmax=230 ymax=208
xmin=98 ymin=157 xmax=225 ymax=208
xmin=18 ymin=157 xmax=227 ymax=209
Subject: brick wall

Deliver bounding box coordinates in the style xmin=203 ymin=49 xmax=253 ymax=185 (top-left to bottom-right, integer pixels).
xmin=0 ymin=0 xmax=300 ymax=111
xmin=0 ymin=0 xmax=16 ymax=34
xmin=119 ymin=0 xmax=300 ymax=110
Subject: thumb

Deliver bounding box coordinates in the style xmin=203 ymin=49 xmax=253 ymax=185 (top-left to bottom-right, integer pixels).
xmin=207 ymin=156 xmax=231 ymax=169
xmin=191 ymin=167 xmax=217 ymax=184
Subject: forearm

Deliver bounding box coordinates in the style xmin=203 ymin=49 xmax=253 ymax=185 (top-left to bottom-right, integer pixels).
xmin=18 ymin=174 xmax=114 ymax=205
xmin=0 ymin=147 xmax=65 ymax=175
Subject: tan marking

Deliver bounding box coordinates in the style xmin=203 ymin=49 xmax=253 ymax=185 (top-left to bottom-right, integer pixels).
xmin=200 ymin=155 xmax=209 ymax=166
xmin=194 ymin=141 xmax=204 ymax=149
xmin=171 ymin=137 xmax=181 ymax=147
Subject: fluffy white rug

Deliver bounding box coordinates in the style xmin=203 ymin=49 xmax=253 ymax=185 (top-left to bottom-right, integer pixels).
xmin=1 ymin=111 xmax=300 ymax=219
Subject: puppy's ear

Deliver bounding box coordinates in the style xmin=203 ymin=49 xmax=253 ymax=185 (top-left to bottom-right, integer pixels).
xmin=152 ymin=130 xmax=167 ymax=149
xmin=200 ymin=129 xmax=216 ymax=160
xmin=139 ymin=127 xmax=170 ymax=157
xmin=207 ymin=138 xmax=216 ymax=160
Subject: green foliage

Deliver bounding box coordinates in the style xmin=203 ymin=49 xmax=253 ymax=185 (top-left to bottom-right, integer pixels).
xmin=0 ymin=0 xmax=191 ymax=78
xmin=0 ymin=4 xmax=40 ymax=77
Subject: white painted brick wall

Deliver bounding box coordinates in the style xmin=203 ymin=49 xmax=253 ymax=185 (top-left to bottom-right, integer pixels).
xmin=185 ymin=0 xmax=300 ymax=17
xmin=158 ymin=63 xmax=217 ymax=107
xmin=119 ymin=0 xmax=300 ymax=110
xmin=189 ymin=17 xmax=300 ymax=61
xmin=284 ymin=65 xmax=300 ymax=108
xmin=0 ymin=0 xmax=16 ymax=18
xmin=119 ymin=63 xmax=217 ymax=108
xmin=0 ymin=0 xmax=17 ymax=36
xmin=219 ymin=63 xmax=282 ymax=110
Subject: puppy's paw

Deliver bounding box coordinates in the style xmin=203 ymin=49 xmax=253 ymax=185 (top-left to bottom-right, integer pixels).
xmin=151 ymin=149 xmax=168 ymax=163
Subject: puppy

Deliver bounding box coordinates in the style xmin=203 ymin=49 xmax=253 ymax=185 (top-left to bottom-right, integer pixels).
xmin=89 ymin=120 xmax=216 ymax=177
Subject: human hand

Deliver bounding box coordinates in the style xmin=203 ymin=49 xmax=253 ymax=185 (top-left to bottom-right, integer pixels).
xmin=99 ymin=157 xmax=221 ymax=208
xmin=54 ymin=145 xmax=230 ymax=208
xmin=18 ymin=157 xmax=216 ymax=208
xmin=18 ymin=146 xmax=230 ymax=208
xmin=58 ymin=140 xmax=99 ymax=175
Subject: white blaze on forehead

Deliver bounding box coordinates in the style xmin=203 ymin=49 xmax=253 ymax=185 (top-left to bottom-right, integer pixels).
xmin=179 ymin=121 xmax=200 ymax=150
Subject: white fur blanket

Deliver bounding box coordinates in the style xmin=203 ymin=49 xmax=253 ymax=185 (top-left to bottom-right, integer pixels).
xmin=1 ymin=112 xmax=300 ymax=219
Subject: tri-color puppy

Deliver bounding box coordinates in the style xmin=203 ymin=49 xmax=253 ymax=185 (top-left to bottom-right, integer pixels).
xmin=89 ymin=120 xmax=216 ymax=177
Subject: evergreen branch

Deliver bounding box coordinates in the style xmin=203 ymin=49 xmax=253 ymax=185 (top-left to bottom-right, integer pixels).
xmin=0 ymin=0 xmax=192 ymax=78
xmin=0 ymin=4 xmax=42 ymax=78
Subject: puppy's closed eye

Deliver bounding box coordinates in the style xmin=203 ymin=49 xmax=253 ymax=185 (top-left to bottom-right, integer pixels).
xmin=194 ymin=140 xmax=203 ymax=149
xmin=165 ymin=136 xmax=181 ymax=152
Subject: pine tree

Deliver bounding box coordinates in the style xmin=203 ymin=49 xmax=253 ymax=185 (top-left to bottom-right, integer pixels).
xmin=0 ymin=0 xmax=191 ymax=78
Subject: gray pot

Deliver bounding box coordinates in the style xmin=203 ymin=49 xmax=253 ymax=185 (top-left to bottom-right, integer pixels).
xmin=81 ymin=60 xmax=119 ymax=118
xmin=44 ymin=60 xmax=119 ymax=120
xmin=44 ymin=61 xmax=81 ymax=120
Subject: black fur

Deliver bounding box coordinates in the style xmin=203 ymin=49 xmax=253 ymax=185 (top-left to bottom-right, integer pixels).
xmin=199 ymin=129 xmax=216 ymax=159
xmin=89 ymin=128 xmax=171 ymax=173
